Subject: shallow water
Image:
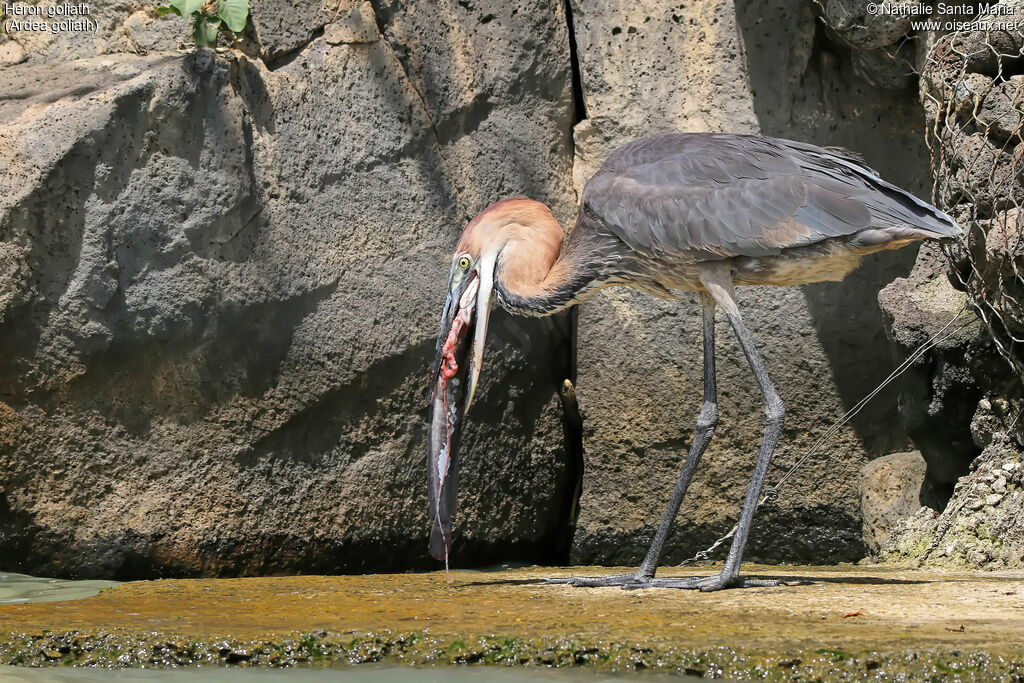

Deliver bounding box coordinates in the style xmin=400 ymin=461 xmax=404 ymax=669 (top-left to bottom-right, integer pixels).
xmin=0 ymin=574 xmax=120 ymax=606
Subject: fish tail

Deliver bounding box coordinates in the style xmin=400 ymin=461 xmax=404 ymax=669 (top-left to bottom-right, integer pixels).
xmin=429 ymin=517 xmax=451 ymax=562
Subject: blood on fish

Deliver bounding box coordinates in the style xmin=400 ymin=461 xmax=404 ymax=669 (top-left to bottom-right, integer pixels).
xmin=440 ymin=319 xmax=465 ymax=380
xmin=439 ymin=301 xmax=473 ymax=386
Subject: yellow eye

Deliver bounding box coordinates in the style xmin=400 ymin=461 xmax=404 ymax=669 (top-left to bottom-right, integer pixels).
xmin=457 ymin=256 xmax=472 ymax=270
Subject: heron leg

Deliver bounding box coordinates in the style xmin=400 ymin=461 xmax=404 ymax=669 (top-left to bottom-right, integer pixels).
xmin=635 ymin=279 xmax=784 ymax=591
xmin=547 ymin=291 xmax=722 ymax=588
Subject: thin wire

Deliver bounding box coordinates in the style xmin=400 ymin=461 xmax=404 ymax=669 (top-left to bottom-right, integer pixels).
xmin=676 ymin=300 xmax=976 ymax=566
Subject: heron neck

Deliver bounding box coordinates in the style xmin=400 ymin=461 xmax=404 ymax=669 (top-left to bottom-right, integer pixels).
xmin=494 ymin=242 xmax=605 ymax=317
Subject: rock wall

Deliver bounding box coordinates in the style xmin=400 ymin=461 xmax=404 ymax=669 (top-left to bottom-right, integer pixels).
xmin=878 ymin=245 xmax=988 ymax=500
xmin=0 ymin=0 xmax=578 ymax=578
xmin=0 ymin=0 xmax=943 ymax=577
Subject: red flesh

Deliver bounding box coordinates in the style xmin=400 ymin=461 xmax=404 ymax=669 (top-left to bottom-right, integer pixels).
xmin=441 ymin=317 xmax=465 ymax=380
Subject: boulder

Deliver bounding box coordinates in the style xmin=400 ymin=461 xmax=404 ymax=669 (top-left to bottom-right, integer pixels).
xmin=976 ymin=76 xmax=1024 ymax=144
xmin=953 ymin=73 xmax=995 ymax=119
xmin=818 ymin=0 xmax=920 ymax=50
xmin=947 ymin=20 xmax=1024 ymax=77
xmin=0 ymin=0 xmax=578 ymax=578
xmin=883 ymin=434 xmax=1024 ymax=569
xmin=860 ymin=451 xmax=929 ymax=554
xmin=248 ymin=0 xmax=338 ymax=61
xmin=878 ymin=244 xmax=983 ymax=499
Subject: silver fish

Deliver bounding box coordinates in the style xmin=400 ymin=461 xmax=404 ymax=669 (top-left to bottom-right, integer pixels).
xmin=427 ymin=275 xmax=479 ymax=569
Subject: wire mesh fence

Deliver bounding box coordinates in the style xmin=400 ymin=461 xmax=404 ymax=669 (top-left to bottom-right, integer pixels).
xmin=920 ymin=22 xmax=1024 ymax=381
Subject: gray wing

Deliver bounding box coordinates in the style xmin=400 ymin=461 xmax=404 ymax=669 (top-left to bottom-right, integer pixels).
xmin=582 ymin=133 xmax=958 ymax=260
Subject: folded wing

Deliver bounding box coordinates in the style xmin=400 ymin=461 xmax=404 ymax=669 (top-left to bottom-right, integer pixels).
xmin=582 ymin=133 xmax=960 ymax=261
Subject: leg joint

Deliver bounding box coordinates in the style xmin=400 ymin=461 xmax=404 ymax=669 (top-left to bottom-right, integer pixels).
xmin=764 ymin=395 xmax=785 ymax=428
xmin=696 ymin=401 xmax=719 ymax=432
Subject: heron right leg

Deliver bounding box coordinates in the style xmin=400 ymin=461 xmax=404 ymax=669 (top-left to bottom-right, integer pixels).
xmin=633 ymin=274 xmax=783 ymax=591
xmin=547 ymin=291 xmax=719 ymax=588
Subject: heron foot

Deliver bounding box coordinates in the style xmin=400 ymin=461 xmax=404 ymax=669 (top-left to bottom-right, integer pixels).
xmin=544 ymin=572 xmax=645 ymax=587
xmin=621 ymin=573 xmax=781 ymax=592
xmin=547 ymin=572 xmax=781 ymax=591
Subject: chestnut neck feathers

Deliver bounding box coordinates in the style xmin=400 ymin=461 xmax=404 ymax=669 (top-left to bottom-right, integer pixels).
xmin=457 ymin=199 xmax=609 ymax=316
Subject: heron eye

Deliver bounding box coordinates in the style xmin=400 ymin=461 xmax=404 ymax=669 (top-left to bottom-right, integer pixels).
xmin=457 ymin=256 xmax=472 ymax=270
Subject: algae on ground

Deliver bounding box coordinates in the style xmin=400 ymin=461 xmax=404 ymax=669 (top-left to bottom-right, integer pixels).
xmin=0 ymin=629 xmax=1019 ymax=680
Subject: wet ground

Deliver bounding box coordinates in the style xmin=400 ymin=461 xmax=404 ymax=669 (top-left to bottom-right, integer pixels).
xmin=0 ymin=565 xmax=1022 ymax=678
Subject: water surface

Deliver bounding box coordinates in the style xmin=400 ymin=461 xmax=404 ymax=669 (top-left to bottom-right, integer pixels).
xmin=0 ymin=574 xmax=120 ymax=605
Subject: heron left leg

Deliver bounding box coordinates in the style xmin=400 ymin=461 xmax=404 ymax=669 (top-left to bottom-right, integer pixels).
xmin=547 ymin=290 xmax=720 ymax=588
xmin=633 ymin=277 xmax=783 ymax=591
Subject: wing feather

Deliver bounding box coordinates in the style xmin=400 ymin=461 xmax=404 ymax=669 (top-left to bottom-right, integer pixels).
xmin=581 ymin=133 xmax=956 ymax=260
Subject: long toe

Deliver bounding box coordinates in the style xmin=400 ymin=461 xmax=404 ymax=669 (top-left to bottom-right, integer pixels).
xmin=545 ymin=573 xmax=639 ymax=587
xmin=620 ymin=575 xmax=710 ymax=590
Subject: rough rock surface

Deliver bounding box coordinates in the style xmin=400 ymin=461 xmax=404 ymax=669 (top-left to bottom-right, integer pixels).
xmin=568 ymin=0 xmax=932 ymax=565
xmin=883 ymin=433 xmax=1024 ymax=569
xmin=878 ymin=244 xmax=987 ymax=498
xmin=0 ymin=2 xmax=183 ymax=63
xmin=0 ymin=0 xmax=960 ymax=578
xmin=817 ymin=0 xmax=921 ymax=90
xmin=0 ymin=0 xmax=577 ymax=578
xmin=0 ymin=1 xmax=343 ymax=64
xmin=859 ymin=450 xmax=928 ymax=554
xmin=875 ymin=7 xmax=1024 ymax=569
xmin=818 ymin=0 xmax=920 ymax=50
xmin=247 ymin=0 xmax=339 ymax=61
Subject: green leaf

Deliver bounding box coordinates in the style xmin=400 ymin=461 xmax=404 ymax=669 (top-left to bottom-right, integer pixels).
xmin=192 ymin=15 xmax=221 ymax=46
xmin=216 ymin=0 xmax=248 ymax=33
xmin=155 ymin=5 xmax=179 ymax=16
xmin=169 ymin=0 xmax=206 ymax=17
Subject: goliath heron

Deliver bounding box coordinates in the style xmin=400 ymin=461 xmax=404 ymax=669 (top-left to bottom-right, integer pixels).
xmin=428 ymin=132 xmax=961 ymax=591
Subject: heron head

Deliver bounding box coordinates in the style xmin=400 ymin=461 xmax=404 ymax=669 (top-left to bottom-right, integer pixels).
xmin=431 ymin=198 xmax=562 ymax=408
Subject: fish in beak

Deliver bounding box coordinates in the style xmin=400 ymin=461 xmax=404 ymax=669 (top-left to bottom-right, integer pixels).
xmin=427 ymin=252 xmax=496 ymax=568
